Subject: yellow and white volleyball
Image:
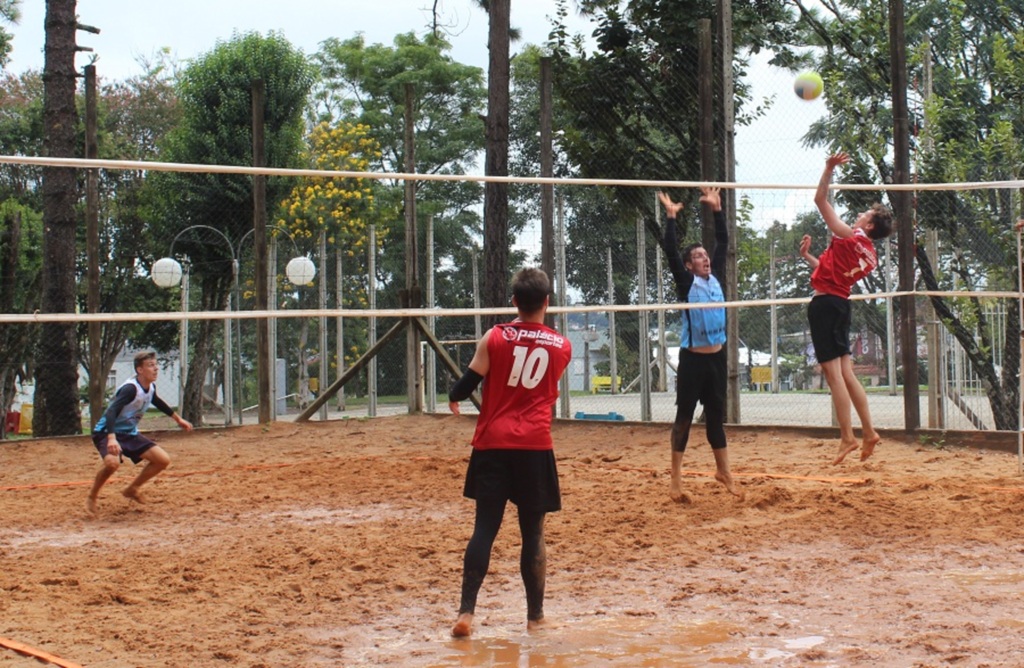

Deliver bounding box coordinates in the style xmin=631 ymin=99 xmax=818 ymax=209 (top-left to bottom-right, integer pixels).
xmin=286 ymin=256 xmax=317 ymax=286
xmin=794 ymin=71 xmax=824 ymax=101
xmin=151 ymin=257 xmax=183 ymax=288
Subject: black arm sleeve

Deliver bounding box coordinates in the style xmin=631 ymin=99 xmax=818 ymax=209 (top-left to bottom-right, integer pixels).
xmin=449 ymin=369 xmax=484 ymax=402
xmin=151 ymin=393 xmax=174 ymax=417
xmin=711 ymin=208 xmax=728 ymax=282
xmin=661 ymin=216 xmax=694 ymax=301
xmin=99 ymin=384 xmax=137 ymax=433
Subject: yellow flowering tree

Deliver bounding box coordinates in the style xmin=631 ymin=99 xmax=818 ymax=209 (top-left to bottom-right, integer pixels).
xmin=276 ymin=121 xmax=386 ymax=401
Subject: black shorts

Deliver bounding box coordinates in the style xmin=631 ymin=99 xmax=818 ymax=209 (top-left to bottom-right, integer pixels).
xmin=463 ymin=448 xmax=561 ymax=513
xmin=808 ymin=294 xmax=852 ymax=364
xmin=676 ymin=347 xmax=727 ymax=412
xmin=92 ymin=432 xmax=157 ymax=464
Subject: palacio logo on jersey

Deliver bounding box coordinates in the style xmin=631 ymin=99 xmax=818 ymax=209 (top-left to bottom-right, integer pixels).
xmin=501 ymin=325 xmax=565 ymax=347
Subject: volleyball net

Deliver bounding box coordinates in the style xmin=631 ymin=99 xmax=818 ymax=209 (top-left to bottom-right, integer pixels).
xmin=0 ymin=156 xmax=1021 ymax=441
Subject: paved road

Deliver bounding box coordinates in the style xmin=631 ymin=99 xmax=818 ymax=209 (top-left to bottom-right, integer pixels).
xmin=278 ymin=390 xmax=994 ymax=432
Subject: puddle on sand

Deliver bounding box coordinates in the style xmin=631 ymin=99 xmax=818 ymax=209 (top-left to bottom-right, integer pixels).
xmin=427 ymin=617 xmax=749 ymax=667
xmin=748 ymin=636 xmax=825 ymax=662
xmin=941 ymin=568 xmax=1024 ymax=586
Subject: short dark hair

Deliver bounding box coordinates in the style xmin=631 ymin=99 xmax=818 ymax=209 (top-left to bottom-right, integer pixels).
xmin=867 ymin=203 xmax=893 ymax=240
xmin=133 ymin=350 xmax=157 ymax=371
xmin=682 ymin=242 xmax=704 ymax=265
xmin=511 ymin=267 xmax=551 ymax=314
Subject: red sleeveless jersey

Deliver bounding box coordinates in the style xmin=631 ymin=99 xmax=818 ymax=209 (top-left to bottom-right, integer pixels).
xmin=471 ymin=321 xmax=573 ymax=451
xmin=810 ymin=229 xmax=878 ymax=299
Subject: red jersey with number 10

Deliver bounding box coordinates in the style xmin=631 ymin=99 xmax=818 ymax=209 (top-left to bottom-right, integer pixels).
xmin=471 ymin=322 xmax=573 ymax=451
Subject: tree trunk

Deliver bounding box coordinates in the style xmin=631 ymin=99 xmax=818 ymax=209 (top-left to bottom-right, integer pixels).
xmin=482 ymin=0 xmax=511 ymax=326
xmin=916 ymin=245 xmax=1016 ymax=430
xmin=36 ymin=0 xmax=82 ymax=437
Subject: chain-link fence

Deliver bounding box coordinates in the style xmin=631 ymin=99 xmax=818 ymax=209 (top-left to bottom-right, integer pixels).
xmin=1 ymin=157 xmax=1020 ymax=440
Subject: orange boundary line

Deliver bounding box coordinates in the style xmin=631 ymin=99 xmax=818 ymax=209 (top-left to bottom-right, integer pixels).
xmin=0 ymin=636 xmax=82 ymax=668
xmin=0 ymin=461 xmax=297 ymax=492
xmin=596 ymin=463 xmax=867 ymax=484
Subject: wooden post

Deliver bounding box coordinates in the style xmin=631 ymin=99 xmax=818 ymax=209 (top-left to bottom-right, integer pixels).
xmin=85 ymin=64 xmax=101 ymax=428
xmin=252 ymin=79 xmax=271 ymax=423
xmin=697 ymin=20 xmax=715 ymax=251
xmin=404 ymin=82 xmax=422 ymax=413
xmin=539 ymin=57 xmax=555 ymax=328
xmin=890 ymin=0 xmax=920 ymax=431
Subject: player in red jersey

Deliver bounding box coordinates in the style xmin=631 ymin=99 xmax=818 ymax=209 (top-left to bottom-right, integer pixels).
xmin=447 ymin=267 xmax=572 ymax=638
xmin=800 ymin=152 xmax=893 ymax=465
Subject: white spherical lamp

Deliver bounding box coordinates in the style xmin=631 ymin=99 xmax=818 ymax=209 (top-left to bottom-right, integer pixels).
xmin=151 ymin=257 xmax=183 ymax=288
xmin=286 ymin=256 xmax=316 ymax=286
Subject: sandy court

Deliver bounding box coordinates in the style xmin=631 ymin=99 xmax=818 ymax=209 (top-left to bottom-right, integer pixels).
xmin=1 ymin=414 xmax=1023 ymax=667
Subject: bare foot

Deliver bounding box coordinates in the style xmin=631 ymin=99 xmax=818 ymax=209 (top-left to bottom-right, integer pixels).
xmin=451 ymin=613 xmax=473 ymax=638
xmin=122 ymin=487 xmax=145 ymax=504
xmin=669 ymin=480 xmax=688 ymax=503
xmin=527 ymin=617 xmax=552 ymax=632
xmin=86 ymin=496 xmax=98 ymax=516
xmin=832 ymin=440 xmax=859 ymax=465
xmin=860 ymin=432 xmax=881 ymax=461
xmin=714 ymin=471 xmax=745 ymax=499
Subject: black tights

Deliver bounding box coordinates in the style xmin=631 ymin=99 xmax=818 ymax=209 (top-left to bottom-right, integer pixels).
xmin=458 ymin=497 xmax=547 ymax=621
xmin=671 ymin=403 xmax=726 ymax=453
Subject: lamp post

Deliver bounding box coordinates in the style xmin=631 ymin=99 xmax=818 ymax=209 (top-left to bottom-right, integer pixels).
xmin=152 ymin=225 xmax=237 ymax=426
xmin=151 ymin=256 xmax=188 ymax=411
xmin=237 ymin=225 xmax=312 ymax=420
xmin=284 ymin=254 xmax=317 ymax=414
xmin=155 ymin=227 xmax=317 ymax=425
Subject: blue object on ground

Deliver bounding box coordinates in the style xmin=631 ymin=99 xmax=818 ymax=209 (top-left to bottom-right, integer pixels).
xmin=574 ymin=411 xmax=625 ymax=421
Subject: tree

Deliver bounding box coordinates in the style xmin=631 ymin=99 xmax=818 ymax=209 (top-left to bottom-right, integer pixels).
xmin=0 ymin=0 xmax=20 ymax=69
xmin=77 ymin=52 xmax=184 ymax=421
xmin=36 ymin=0 xmax=81 ymax=436
xmin=149 ymin=32 xmax=314 ymax=424
xmin=276 ymin=120 xmax=380 ymax=401
xmin=0 ymin=200 xmax=41 ymax=438
xmin=482 ymin=0 xmax=512 ymax=322
xmin=313 ymin=31 xmax=486 ymax=302
xmin=549 ymin=0 xmax=791 ymax=221
xmin=313 ymin=30 xmax=489 ymax=391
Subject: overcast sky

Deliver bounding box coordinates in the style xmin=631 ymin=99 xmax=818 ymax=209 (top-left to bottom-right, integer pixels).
xmin=5 ymin=0 xmax=825 ymax=217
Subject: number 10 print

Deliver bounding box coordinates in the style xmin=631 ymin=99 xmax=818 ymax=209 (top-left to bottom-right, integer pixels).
xmin=507 ymin=346 xmax=550 ymax=389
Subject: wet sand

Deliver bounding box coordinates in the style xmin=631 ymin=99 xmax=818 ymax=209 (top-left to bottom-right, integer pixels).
xmin=1 ymin=415 xmax=1022 ymax=666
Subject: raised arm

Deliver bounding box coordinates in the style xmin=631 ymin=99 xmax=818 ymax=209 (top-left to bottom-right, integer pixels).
xmin=814 ymin=152 xmax=855 ymax=239
xmin=701 ymin=187 xmax=727 ymax=279
xmin=799 ymin=234 xmax=819 ymax=269
xmin=657 ymin=192 xmax=693 ymax=297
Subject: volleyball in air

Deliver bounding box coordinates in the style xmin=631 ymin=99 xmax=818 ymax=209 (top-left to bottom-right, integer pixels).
xmin=794 ymin=71 xmax=824 ymax=101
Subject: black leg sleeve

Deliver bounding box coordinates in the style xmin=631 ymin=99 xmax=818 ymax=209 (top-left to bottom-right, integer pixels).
xmin=518 ymin=509 xmax=547 ymax=622
xmin=458 ymin=497 xmax=506 ymax=615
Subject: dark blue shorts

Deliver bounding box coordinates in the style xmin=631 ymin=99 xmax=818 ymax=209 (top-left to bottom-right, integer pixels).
xmin=92 ymin=432 xmax=157 ymax=464
xmin=463 ymin=448 xmax=561 ymax=513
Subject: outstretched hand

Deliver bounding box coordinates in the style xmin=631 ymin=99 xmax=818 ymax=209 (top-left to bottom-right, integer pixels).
xmin=699 ymin=186 xmax=722 ymax=212
xmin=826 ymin=152 xmax=851 ymax=170
xmin=657 ymin=191 xmax=684 ymax=218
xmin=799 ymin=234 xmax=812 ymax=256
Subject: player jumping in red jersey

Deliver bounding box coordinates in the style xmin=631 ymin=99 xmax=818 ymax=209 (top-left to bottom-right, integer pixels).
xmin=800 ymin=152 xmax=893 ymax=465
